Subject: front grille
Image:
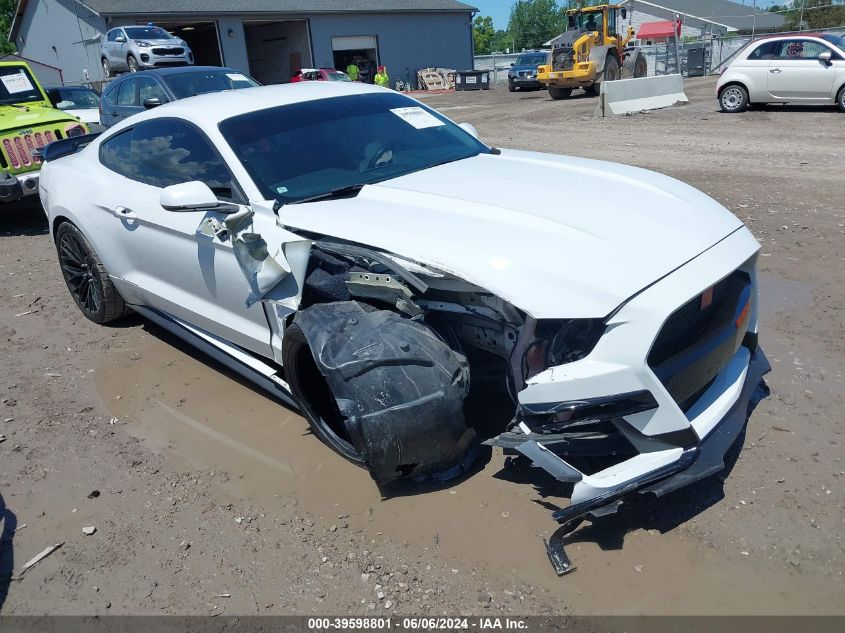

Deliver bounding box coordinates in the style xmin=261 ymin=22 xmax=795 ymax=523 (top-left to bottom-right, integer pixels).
xmin=552 ymin=47 xmax=575 ymax=71
xmin=152 ymin=47 xmax=185 ymax=56
xmin=648 ymin=270 xmax=752 ymax=409
xmin=1 ymin=130 xmax=56 ymax=170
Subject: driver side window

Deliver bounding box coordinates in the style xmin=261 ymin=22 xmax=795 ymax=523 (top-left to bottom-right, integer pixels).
xmin=99 ymin=119 xmax=242 ymax=202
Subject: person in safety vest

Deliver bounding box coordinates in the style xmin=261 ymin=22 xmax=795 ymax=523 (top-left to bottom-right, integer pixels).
xmin=346 ymin=62 xmax=360 ymax=81
xmin=374 ymin=66 xmax=390 ymax=88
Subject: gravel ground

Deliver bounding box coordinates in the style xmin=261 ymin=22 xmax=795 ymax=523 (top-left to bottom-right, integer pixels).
xmin=0 ymin=76 xmax=843 ymax=616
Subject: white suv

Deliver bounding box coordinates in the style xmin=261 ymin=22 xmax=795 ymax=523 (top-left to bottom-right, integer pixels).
xmin=717 ymin=34 xmax=845 ymax=113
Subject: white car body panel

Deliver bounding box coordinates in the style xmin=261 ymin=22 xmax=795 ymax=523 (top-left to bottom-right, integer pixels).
xmin=279 ymin=149 xmax=742 ymax=319
xmin=40 ymin=83 xmax=768 ymax=552
xmin=61 ymin=108 xmax=100 ymax=126
xmin=718 ymin=35 xmax=845 ymax=105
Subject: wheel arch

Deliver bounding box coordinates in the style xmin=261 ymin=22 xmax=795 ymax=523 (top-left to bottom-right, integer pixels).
xmin=718 ymin=80 xmax=749 ymax=99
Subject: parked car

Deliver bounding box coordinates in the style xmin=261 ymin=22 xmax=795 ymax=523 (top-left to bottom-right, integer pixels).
xmin=46 ymin=85 xmax=102 ymax=128
xmin=0 ymin=62 xmax=88 ymax=205
xmin=40 ymin=82 xmax=767 ymax=573
xmin=508 ymin=51 xmax=549 ymax=92
xmin=101 ymin=25 xmax=194 ymax=77
xmin=717 ymin=34 xmax=845 ymax=112
xmin=291 ymin=68 xmax=351 ymax=82
xmin=99 ymin=66 xmax=259 ymax=128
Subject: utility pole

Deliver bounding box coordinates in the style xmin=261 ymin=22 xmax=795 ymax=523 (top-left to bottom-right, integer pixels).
xmin=751 ymin=0 xmax=757 ymax=39
xmin=799 ymin=0 xmax=806 ymax=31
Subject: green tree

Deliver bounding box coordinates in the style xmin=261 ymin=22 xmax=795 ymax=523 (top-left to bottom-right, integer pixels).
xmin=490 ymin=29 xmax=514 ymax=53
xmin=473 ymin=15 xmax=495 ymax=54
xmin=508 ymin=0 xmax=567 ymax=50
xmin=777 ymin=0 xmax=845 ymax=30
xmin=0 ymin=0 xmax=17 ymax=55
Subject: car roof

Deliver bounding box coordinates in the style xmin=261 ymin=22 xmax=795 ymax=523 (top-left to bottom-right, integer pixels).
xmin=108 ymin=81 xmax=388 ymax=131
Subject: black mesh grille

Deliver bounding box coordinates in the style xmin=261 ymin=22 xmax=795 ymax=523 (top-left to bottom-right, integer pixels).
xmin=648 ymin=270 xmax=752 ymax=409
xmin=152 ymin=47 xmax=185 ymax=56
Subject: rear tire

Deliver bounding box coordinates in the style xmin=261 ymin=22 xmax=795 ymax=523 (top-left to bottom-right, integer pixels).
xmin=603 ymin=54 xmax=621 ymax=82
xmin=102 ymin=57 xmax=112 ymax=78
xmin=549 ymin=87 xmax=572 ymax=100
xmin=282 ymin=323 xmax=366 ymax=467
xmin=719 ymin=84 xmax=749 ymax=113
xmin=55 ymin=222 xmax=131 ymax=325
xmin=634 ymin=53 xmax=647 ymax=78
xmin=508 ymin=80 xmax=516 ymax=92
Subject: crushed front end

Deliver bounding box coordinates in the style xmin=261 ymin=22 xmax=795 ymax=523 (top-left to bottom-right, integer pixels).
xmin=486 ymin=228 xmax=769 ymax=574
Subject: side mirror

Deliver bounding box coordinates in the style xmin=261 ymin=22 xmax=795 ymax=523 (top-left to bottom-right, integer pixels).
xmin=458 ymin=122 xmax=479 ymax=139
xmin=143 ymin=97 xmax=162 ymax=109
xmin=819 ymin=50 xmax=832 ymax=64
xmin=116 ymin=36 xmax=126 ymax=43
xmin=510 ymin=62 xmax=514 ymax=67
xmin=160 ymin=181 xmax=221 ymax=211
xmin=621 ymin=8 xmax=627 ymax=19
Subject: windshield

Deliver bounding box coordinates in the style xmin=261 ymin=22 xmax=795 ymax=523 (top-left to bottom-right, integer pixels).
xmin=220 ymin=93 xmax=489 ymax=204
xmin=125 ymin=26 xmax=173 ymax=40
xmin=571 ymin=11 xmax=602 ymax=31
xmin=50 ymin=87 xmax=99 ymax=109
xmin=516 ymin=53 xmax=547 ymax=66
xmin=163 ymin=70 xmax=259 ymax=99
xmin=0 ymin=66 xmax=44 ymax=106
xmin=821 ymin=33 xmax=845 ymax=50
xmin=324 ymin=70 xmax=351 ymax=81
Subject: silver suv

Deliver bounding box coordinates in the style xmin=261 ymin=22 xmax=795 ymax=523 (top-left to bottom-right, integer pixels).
xmin=101 ymin=26 xmax=194 ymax=77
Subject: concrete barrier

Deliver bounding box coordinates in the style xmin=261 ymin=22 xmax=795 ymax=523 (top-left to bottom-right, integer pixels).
xmin=596 ymin=74 xmax=688 ymax=117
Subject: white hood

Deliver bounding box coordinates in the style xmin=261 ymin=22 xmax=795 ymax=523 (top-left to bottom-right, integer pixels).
xmin=279 ymin=149 xmax=744 ymax=318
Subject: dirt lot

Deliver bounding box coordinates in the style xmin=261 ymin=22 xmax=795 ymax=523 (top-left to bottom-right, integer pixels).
xmin=1 ymin=76 xmax=843 ymax=616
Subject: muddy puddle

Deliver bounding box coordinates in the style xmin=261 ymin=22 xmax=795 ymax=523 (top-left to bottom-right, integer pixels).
xmin=94 ymin=325 xmax=842 ymax=615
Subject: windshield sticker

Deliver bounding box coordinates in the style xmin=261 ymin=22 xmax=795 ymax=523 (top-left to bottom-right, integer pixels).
xmin=1 ymin=72 xmax=34 ymax=94
xmin=226 ymin=73 xmax=249 ymax=82
xmin=389 ymin=107 xmax=445 ymax=130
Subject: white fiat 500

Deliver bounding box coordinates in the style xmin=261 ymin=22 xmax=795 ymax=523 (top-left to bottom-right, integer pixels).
xmin=40 ymin=82 xmax=768 ymax=574
xmin=717 ymin=33 xmax=845 ymax=112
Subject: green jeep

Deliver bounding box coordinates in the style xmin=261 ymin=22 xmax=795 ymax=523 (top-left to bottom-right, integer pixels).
xmin=0 ymin=61 xmax=89 ymax=204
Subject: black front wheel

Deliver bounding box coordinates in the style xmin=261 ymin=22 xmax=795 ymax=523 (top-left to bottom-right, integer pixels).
xmin=549 ymin=87 xmax=572 ymax=100
xmin=282 ymin=323 xmax=366 ymax=467
xmin=127 ymin=55 xmax=139 ymax=72
xmin=837 ymin=85 xmax=845 ymax=113
xmin=55 ymin=222 xmax=130 ymax=324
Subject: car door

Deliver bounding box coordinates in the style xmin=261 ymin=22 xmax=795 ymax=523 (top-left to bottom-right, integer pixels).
xmin=768 ymin=39 xmax=838 ymax=102
xmin=94 ymin=118 xmax=280 ymax=357
xmin=113 ymin=28 xmax=129 ymax=69
xmin=99 ymin=81 xmax=123 ymax=128
xmin=737 ymin=40 xmax=777 ymax=102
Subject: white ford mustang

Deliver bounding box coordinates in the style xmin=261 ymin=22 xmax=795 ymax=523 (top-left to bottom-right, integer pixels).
xmin=39 ymin=82 xmax=769 ymax=574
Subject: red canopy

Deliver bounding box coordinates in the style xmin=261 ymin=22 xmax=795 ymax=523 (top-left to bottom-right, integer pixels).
xmin=637 ymin=20 xmax=681 ymax=40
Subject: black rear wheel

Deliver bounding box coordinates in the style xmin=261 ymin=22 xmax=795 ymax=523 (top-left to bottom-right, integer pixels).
xmin=55 ymin=222 xmax=130 ymax=324
xmin=634 ymin=53 xmax=647 ymax=78
xmin=102 ymin=57 xmax=112 ymax=78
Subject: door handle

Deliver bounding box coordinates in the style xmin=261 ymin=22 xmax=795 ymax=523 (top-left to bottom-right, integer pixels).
xmin=113 ymin=206 xmax=137 ymax=220
xmin=770 ymin=68 xmax=782 ymax=73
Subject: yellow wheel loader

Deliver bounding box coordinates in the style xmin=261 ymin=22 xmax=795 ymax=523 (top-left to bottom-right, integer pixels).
xmin=537 ymin=4 xmax=648 ymax=99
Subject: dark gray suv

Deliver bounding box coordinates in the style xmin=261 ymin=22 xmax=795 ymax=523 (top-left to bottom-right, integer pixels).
xmin=100 ymin=66 xmax=259 ymax=128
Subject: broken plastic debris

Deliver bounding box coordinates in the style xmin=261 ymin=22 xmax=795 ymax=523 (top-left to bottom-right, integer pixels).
xmin=82 ymin=526 xmax=96 ymax=535
xmin=21 ymin=542 xmax=63 ymax=575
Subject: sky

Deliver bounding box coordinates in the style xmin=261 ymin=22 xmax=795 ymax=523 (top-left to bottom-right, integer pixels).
xmin=471 ymin=0 xmax=783 ymax=31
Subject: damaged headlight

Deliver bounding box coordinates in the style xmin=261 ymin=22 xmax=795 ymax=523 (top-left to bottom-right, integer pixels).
xmin=524 ymin=318 xmax=604 ymax=378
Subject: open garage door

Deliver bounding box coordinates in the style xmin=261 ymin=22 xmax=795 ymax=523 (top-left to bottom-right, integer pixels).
xmin=244 ymin=20 xmax=312 ymax=84
xmin=332 ymin=36 xmax=379 ymax=84
xmin=156 ymin=21 xmax=223 ymax=67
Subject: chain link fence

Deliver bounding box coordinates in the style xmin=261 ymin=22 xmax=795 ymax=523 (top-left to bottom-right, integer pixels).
xmin=474 ymin=26 xmax=845 ymax=84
